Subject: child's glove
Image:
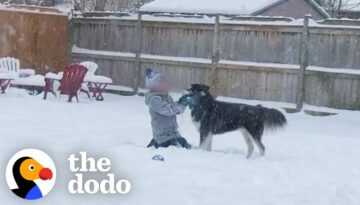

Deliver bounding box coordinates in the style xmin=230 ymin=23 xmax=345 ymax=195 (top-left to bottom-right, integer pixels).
xmin=178 ymin=94 xmax=191 ymax=106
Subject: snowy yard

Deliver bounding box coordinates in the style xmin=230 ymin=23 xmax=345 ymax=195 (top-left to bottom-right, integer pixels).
xmin=0 ymin=89 xmax=359 ymax=205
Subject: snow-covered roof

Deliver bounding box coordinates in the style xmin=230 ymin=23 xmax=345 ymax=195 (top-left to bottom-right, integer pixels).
xmin=140 ymin=0 xmax=281 ymax=15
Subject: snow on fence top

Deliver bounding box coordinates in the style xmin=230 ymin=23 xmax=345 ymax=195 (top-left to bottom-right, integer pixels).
xmin=0 ymin=4 xmax=68 ymax=16
xmin=140 ymin=0 xmax=280 ymax=15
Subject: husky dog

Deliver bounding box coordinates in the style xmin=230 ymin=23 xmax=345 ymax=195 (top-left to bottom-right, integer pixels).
xmin=185 ymin=84 xmax=287 ymax=158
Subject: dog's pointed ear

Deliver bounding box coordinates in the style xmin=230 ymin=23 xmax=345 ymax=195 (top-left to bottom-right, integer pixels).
xmin=202 ymin=85 xmax=210 ymax=91
xmin=201 ymin=85 xmax=211 ymax=96
xmin=190 ymin=84 xmax=210 ymax=91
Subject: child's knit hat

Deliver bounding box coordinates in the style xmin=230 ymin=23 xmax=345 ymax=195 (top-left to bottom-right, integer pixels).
xmin=145 ymin=68 xmax=165 ymax=89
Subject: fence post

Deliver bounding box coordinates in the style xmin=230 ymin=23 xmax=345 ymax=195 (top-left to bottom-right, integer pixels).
xmin=209 ymin=14 xmax=220 ymax=96
xmin=67 ymin=12 xmax=74 ymax=67
xmin=133 ymin=12 xmax=142 ymax=94
xmin=296 ymin=14 xmax=311 ymax=112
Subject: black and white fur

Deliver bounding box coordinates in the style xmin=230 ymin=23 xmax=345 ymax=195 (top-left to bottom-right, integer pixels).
xmin=186 ymin=84 xmax=287 ymax=158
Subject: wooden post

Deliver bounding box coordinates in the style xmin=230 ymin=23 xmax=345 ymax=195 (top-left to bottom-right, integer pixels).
xmin=296 ymin=14 xmax=311 ymax=112
xmin=209 ymin=14 xmax=220 ymax=97
xmin=133 ymin=12 xmax=142 ymax=94
xmin=67 ymin=12 xmax=74 ymax=66
xmin=80 ymin=0 xmax=85 ymax=12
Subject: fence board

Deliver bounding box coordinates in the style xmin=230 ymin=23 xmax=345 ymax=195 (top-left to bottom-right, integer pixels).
xmin=305 ymin=71 xmax=360 ymax=109
xmin=0 ymin=9 xmax=68 ymax=73
xmin=70 ymin=17 xmax=360 ymax=110
xmin=308 ymin=33 xmax=360 ymax=69
xmin=71 ymin=17 xmax=360 ymax=70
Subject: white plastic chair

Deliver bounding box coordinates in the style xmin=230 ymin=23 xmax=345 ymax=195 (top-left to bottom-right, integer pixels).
xmin=0 ymin=57 xmax=44 ymax=87
xmin=81 ymin=61 xmax=112 ymax=84
xmin=80 ymin=61 xmax=113 ymax=100
xmin=0 ymin=57 xmax=20 ymax=72
xmin=79 ymin=61 xmax=99 ymax=97
xmin=0 ymin=57 xmax=35 ymax=77
xmin=80 ymin=61 xmax=98 ymax=76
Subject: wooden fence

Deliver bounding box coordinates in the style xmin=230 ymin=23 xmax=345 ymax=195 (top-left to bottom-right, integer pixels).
xmin=71 ymin=15 xmax=360 ymax=110
xmin=0 ymin=6 xmax=69 ymax=74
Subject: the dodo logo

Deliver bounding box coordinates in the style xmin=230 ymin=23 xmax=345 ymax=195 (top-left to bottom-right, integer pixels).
xmin=6 ymin=149 xmax=56 ymax=200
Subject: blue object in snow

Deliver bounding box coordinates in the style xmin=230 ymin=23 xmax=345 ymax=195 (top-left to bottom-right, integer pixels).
xmin=152 ymin=155 xmax=164 ymax=161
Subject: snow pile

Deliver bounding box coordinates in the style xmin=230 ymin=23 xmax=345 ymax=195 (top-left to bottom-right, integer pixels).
xmin=12 ymin=74 xmax=45 ymax=86
xmin=45 ymin=72 xmax=62 ymax=80
xmin=0 ymin=73 xmax=13 ymax=80
xmin=84 ymin=75 xmax=113 ymax=84
xmin=140 ymin=0 xmax=280 ymax=15
xmin=0 ymin=90 xmax=359 ymax=204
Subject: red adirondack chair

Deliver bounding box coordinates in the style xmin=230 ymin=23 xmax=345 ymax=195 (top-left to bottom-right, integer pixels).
xmin=43 ymin=64 xmax=88 ymax=102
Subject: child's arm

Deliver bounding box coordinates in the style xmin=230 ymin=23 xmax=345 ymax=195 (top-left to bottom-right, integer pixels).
xmin=149 ymin=96 xmax=185 ymax=116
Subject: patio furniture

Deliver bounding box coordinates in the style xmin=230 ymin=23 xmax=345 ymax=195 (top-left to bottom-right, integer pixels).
xmin=80 ymin=61 xmax=98 ymax=75
xmin=0 ymin=57 xmax=35 ymax=76
xmin=84 ymin=75 xmax=112 ymax=101
xmin=0 ymin=70 xmax=14 ymax=93
xmin=80 ymin=61 xmax=113 ymax=101
xmin=79 ymin=61 xmax=99 ymax=98
xmin=43 ymin=64 xmax=87 ymax=102
xmin=0 ymin=57 xmax=45 ymax=89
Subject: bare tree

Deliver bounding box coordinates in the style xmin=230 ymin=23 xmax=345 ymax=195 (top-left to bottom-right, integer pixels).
xmin=94 ymin=0 xmax=106 ymax=11
xmin=320 ymin=0 xmax=360 ymax=18
xmin=75 ymin=0 xmax=153 ymax=12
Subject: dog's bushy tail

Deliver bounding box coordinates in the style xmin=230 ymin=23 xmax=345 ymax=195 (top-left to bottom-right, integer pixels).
xmin=263 ymin=107 xmax=287 ymax=129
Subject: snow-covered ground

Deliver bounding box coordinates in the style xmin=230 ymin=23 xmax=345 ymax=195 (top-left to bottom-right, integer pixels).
xmin=0 ymin=89 xmax=359 ymax=205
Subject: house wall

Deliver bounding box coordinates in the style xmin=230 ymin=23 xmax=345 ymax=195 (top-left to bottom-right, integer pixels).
xmin=340 ymin=11 xmax=360 ymax=19
xmin=259 ymin=0 xmax=325 ymax=20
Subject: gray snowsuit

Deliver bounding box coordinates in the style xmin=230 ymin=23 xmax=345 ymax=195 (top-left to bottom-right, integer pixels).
xmin=145 ymin=92 xmax=189 ymax=147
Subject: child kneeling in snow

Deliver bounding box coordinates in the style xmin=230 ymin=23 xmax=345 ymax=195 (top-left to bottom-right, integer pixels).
xmin=145 ymin=68 xmax=191 ymax=149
